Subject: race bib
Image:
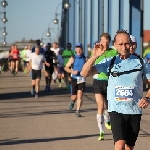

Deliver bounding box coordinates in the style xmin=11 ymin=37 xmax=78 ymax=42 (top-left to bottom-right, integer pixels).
xmin=115 ymin=86 xmax=134 ymax=101
xmin=77 ymin=77 xmax=86 ymax=84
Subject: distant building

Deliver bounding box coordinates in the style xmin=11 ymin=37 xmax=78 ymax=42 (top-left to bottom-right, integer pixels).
xmin=143 ymin=30 xmax=150 ymax=47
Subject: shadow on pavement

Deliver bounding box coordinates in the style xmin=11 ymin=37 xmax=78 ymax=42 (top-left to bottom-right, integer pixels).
xmin=0 ymin=108 xmax=97 ymax=118
xmin=0 ymin=134 xmax=113 ymax=146
xmin=0 ymin=86 xmax=93 ymax=101
xmin=0 ymin=90 xmax=70 ymax=101
xmin=139 ymin=129 xmax=150 ymax=136
xmin=0 ymin=91 xmax=32 ymax=100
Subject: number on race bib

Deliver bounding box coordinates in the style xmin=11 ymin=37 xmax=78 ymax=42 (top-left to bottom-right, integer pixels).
xmin=77 ymin=77 xmax=86 ymax=84
xmin=115 ymin=86 xmax=134 ymax=101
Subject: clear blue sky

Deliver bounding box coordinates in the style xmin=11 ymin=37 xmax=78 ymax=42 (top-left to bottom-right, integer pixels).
xmin=0 ymin=0 xmax=62 ymax=44
xmin=0 ymin=0 xmax=150 ymax=44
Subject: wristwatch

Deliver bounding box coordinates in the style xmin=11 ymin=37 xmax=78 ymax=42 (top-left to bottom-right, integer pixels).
xmin=144 ymin=97 xmax=150 ymax=103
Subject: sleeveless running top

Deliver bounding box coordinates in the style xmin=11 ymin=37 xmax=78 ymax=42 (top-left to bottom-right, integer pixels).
xmin=71 ymin=54 xmax=86 ymax=79
xmin=12 ymin=49 xmax=19 ymax=60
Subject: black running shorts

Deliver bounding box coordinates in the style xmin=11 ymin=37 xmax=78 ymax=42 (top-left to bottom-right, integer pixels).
xmin=57 ymin=66 xmax=64 ymax=74
xmin=71 ymin=78 xmax=85 ymax=95
xmin=109 ymin=111 xmax=141 ymax=147
xmin=32 ymin=69 xmax=41 ymax=80
xmin=45 ymin=66 xmax=54 ymax=74
xmin=93 ymin=79 xmax=108 ymax=96
xmin=11 ymin=59 xmax=19 ymax=62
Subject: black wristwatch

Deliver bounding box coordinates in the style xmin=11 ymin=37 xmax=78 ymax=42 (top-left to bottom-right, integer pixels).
xmin=144 ymin=97 xmax=150 ymax=103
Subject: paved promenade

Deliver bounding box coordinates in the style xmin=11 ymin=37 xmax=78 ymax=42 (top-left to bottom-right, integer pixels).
xmin=0 ymin=72 xmax=150 ymax=150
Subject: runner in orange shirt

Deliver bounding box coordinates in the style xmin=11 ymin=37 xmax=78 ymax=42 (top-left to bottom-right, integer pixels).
xmin=11 ymin=44 xmax=20 ymax=75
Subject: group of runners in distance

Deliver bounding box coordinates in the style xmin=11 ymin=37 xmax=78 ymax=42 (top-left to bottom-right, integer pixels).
xmin=5 ymin=29 xmax=150 ymax=150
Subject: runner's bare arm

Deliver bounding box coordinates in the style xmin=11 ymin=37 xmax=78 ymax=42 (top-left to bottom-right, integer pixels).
xmin=80 ymin=57 xmax=98 ymax=77
xmin=64 ymin=57 xmax=74 ymax=74
xmin=44 ymin=61 xmax=50 ymax=67
xmin=81 ymin=44 xmax=105 ymax=77
xmin=145 ymin=89 xmax=150 ymax=98
xmin=64 ymin=57 xmax=78 ymax=75
xmin=29 ymin=59 xmax=32 ymax=70
xmin=138 ymin=89 xmax=150 ymax=109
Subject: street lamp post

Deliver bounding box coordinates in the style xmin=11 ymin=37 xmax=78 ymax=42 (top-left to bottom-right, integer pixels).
xmin=46 ymin=27 xmax=51 ymax=42
xmin=46 ymin=27 xmax=58 ymax=43
xmin=53 ymin=13 xmax=60 ymax=42
xmin=53 ymin=1 xmax=70 ymax=42
xmin=46 ymin=19 xmax=59 ymax=43
xmin=0 ymin=0 xmax=8 ymax=45
xmin=78 ymin=0 xmax=82 ymax=43
xmin=46 ymin=20 xmax=53 ymax=42
xmin=40 ymin=30 xmax=50 ymax=46
xmin=66 ymin=0 xmax=82 ymax=42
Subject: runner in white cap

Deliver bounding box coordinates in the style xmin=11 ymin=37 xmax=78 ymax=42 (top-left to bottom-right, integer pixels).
xmin=130 ymin=35 xmax=137 ymax=54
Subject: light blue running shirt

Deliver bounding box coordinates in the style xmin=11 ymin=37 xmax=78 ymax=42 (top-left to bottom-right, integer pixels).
xmin=95 ymin=54 xmax=150 ymax=114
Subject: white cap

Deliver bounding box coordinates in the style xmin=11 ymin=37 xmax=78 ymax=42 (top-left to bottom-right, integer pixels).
xmin=130 ymin=35 xmax=136 ymax=42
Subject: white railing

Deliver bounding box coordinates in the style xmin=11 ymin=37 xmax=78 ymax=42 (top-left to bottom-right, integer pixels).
xmin=0 ymin=50 xmax=8 ymax=59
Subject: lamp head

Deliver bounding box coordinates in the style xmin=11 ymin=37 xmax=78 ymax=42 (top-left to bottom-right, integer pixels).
xmin=2 ymin=18 xmax=8 ymax=23
xmin=63 ymin=2 xmax=70 ymax=9
xmin=3 ymin=41 xmax=6 ymax=45
xmin=53 ymin=18 xmax=59 ymax=24
xmin=3 ymin=31 xmax=7 ymax=36
xmin=46 ymin=32 xmax=50 ymax=37
xmin=1 ymin=0 xmax=8 ymax=8
xmin=2 ymin=12 xmax=8 ymax=23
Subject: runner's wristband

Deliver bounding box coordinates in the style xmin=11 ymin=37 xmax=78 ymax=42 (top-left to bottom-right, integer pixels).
xmin=144 ymin=97 xmax=150 ymax=103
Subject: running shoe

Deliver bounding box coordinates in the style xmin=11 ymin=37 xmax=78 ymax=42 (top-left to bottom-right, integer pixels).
xmin=47 ymin=86 xmax=51 ymax=92
xmin=23 ymin=70 xmax=27 ymax=74
xmin=13 ymin=71 xmax=16 ymax=76
xmin=75 ymin=111 xmax=82 ymax=117
xmin=56 ymin=79 xmax=59 ymax=83
xmin=105 ymin=121 xmax=111 ymax=130
xmin=69 ymin=102 xmax=74 ymax=110
xmin=98 ymin=132 xmax=104 ymax=141
xmin=30 ymin=89 xmax=35 ymax=96
xmin=35 ymin=93 xmax=38 ymax=98
xmin=61 ymin=79 xmax=64 ymax=83
xmin=59 ymin=83 xmax=62 ymax=87
xmin=45 ymin=85 xmax=48 ymax=91
xmin=45 ymin=86 xmax=51 ymax=92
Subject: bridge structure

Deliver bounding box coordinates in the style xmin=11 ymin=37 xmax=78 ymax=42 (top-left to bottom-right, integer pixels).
xmin=59 ymin=0 xmax=143 ymax=56
xmin=0 ymin=0 xmax=144 ymax=57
